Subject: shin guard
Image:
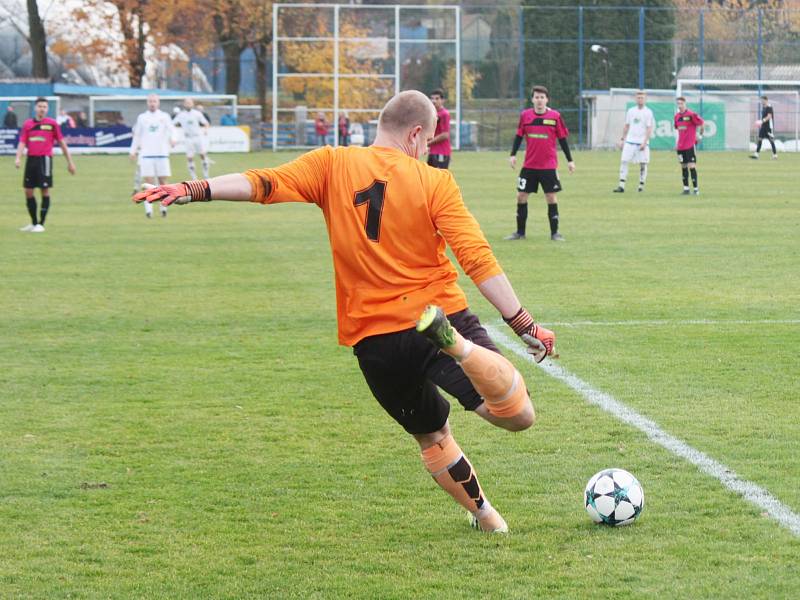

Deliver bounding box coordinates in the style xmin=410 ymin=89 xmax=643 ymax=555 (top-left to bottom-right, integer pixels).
xmin=421 ymin=434 xmax=486 ymax=515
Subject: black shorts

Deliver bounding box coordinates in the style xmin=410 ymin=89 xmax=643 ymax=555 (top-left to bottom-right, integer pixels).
xmin=517 ymin=168 xmax=561 ymax=194
xmin=758 ymin=126 xmax=774 ymax=140
xmin=353 ymin=309 xmax=501 ymax=435
xmin=676 ymin=148 xmax=697 ymax=165
xmin=24 ymin=155 xmax=53 ymax=189
xmin=427 ymin=154 xmax=451 ymax=169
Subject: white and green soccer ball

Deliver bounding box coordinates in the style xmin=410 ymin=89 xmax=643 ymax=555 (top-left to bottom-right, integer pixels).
xmin=585 ymin=468 xmax=644 ymax=526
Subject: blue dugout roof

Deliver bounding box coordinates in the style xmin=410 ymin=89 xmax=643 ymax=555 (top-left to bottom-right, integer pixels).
xmin=53 ymin=83 xmax=220 ymax=97
xmin=0 ymin=81 xmax=222 ymax=98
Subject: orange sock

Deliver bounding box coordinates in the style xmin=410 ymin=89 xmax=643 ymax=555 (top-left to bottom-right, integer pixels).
xmin=421 ymin=434 xmax=487 ymax=515
xmin=458 ymin=340 xmax=530 ymax=418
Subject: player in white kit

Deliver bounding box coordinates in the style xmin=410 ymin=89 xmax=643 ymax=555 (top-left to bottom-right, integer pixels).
xmin=130 ymin=94 xmax=174 ymax=217
xmin=613 ymin=90 xmax=654 ymax=193
xmin=173 ymin=97 xmax=210 ymax=180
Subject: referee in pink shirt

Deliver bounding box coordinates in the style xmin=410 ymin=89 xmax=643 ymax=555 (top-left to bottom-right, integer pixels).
xmin=15 ymin=98 xmax=76 ymax=233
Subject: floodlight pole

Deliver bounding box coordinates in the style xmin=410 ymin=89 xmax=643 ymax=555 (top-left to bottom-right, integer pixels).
xmin=334 ymin=4 xmax=340 ymax=147
xmin=757 ymin=9 xmax=763 ymax=95
xmin=578 ymin=6 xmax=584 ymax=147
xmin=272 ymin=3 xmax=278 ymax=151
xmin=394 ymin=5 xmax=400 ymax=97
xmin=637 ymin=7 xmax=644 ymax=90
xmin=699 ymin=9 xmax=705 ymax=116
xmin=455 ymin=5 xmax=461 ymax=151
xmin=518 ymin=6 xmax=525 ymax=111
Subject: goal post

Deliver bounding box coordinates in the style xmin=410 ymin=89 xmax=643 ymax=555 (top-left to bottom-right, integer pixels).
xmin=676 ymin=79 xmax=800 ymax=152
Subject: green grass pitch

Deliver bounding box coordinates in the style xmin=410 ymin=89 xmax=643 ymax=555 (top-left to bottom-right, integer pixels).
xmin=1 ymin=149 xmax=799 ymax=598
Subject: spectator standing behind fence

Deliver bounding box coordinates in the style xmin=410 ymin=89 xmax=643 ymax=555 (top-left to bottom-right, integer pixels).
xmin=338 ymin=112 xmax=350 ymax=146
xmin=315 ymin=112 xmax=328 ymax=146
xmin=220 ymin=111 xmax=237 ymax=126
xmin=56 ymin=109 xmax=76 ymax=130
xmin=4 ymin=105 xmax=18 ymax=128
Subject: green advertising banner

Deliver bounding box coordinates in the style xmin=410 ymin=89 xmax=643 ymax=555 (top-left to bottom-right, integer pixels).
xmin=627 ymin=102 xmax=725 ymax=150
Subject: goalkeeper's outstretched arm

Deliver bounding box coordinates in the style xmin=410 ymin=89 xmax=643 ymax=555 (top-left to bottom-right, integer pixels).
xmin=204 ymin=174 xmax=255 ymax=201
xmin=132 ymin=174 xmax=259 ymax=206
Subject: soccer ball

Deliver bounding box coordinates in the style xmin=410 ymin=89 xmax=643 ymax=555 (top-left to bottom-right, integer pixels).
xmin=755 ymin=119 xmax=763 ymax=127
xmin=584 ymin=468 xmax=644 ymax=526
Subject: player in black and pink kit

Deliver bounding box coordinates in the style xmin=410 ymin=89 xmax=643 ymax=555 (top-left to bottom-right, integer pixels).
xmin=674 ymin=97 xmax=704 ymax=195
xmin=506 ymin=85 xmax=575 ymax=242
xmin=14 ymin=97 xmax=76 ymax=232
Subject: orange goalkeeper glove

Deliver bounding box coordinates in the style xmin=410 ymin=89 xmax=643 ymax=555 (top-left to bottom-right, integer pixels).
xmin=504 ymin=307 xmax=557 ymax=363
xmin=132 ymin=180 xmax=211 ymax=207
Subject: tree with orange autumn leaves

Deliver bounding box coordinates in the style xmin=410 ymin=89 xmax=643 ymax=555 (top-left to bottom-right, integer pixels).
xmin=672 ymin=0 xmax=800 ymax=64
xmin=58 ymin=0 xmax=272 ymax=111
xmin=54 ymin=0 xmax=480 ymax=116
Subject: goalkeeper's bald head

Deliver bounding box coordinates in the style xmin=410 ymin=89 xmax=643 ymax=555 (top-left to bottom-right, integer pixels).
xmin=375 ymin=90 xmax=437 ymax=159
xmin=379 ymin=91 xmax=436 ymax=134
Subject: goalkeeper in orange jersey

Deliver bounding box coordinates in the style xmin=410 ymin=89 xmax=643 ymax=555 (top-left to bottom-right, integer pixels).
xmin=133 ymin=90 xmax=557 ymax=534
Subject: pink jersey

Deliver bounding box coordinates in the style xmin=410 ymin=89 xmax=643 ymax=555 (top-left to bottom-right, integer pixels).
xmin=516 ymin=108 xmax=569 ymax=170
xmin=674 ymin=109 xmax=704 ymax=151
xmin=20 ymin=117 xmax=63 ymax=157
xmin=429 ymin=106 xmax=451 ymax=155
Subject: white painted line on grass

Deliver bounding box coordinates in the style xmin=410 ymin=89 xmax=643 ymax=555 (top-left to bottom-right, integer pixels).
xmin=486 ymin=325 xmax=800 ymax=538
xmin=542 ymin=319 xmax=800 ymax=327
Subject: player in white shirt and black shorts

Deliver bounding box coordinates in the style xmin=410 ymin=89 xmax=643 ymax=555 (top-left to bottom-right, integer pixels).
xmin=130 ymin=94 xmax=175 ymax=218
xmin=613 ymin=90 xmax=654 ymax=193
xmin=173 ymin=97 xmax=211 ymax=179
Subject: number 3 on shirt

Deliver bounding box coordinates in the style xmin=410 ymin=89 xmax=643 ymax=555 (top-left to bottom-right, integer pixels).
xmin=353 ymin=180 xmax=387 ymax=242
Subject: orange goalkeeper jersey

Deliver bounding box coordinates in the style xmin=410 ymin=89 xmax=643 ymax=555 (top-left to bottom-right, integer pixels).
xmin=244 ymin=146 xmax=502 ymax=346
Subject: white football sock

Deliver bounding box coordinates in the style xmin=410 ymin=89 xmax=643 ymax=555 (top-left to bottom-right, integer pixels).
xmin=618 ymin=161 xmax=629 ymax=188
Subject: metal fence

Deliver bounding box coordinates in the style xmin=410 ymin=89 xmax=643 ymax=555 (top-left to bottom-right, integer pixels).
xmin=197 ymin=4 xmax=799 ymax=149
